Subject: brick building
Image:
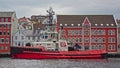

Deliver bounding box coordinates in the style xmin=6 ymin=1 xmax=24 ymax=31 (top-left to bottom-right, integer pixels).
xmin=0 ymin=12 xmax=18 ymax=54
xmin=57 ymin=15 xmax=118 ymax=53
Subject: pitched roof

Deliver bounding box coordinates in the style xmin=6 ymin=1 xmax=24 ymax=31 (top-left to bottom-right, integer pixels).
xmin=57 ymin=15 xmax=117 ymax=27
xmin=0 ymin=11 xmax=15 ymax=17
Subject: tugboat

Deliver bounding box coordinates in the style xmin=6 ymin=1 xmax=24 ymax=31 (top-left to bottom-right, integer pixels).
xmin=10 ymin=7 xmax=107 ymax=59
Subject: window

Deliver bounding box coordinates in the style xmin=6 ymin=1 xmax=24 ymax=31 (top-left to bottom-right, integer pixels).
xmin=8 ymin=24 xmax=11 ymax=28
xmin=75 ymin=30 xmax=78 ymax=35
xmin=7 ymin=31 xmax=10 ymax=35
xmin=21 ymin=36 xmax=24 ymax=40
xmin=4 ymin=31 xmax=6 ymax=35
xmin=1 ymin=18 xmax=4 ymax=22
xmin=0 ymin=46 xmax=4 ymax=50
xmin=85 ymin=25 xmax=89 ymax=29
xmin=6 ymin=38 xmax=9 ymax=44
xmin=1 ymin=38 xmax=4 ymax=43
xmin=15 ymin=36 xmax=17 ymax=40
xmin=108 ymin=30 xmax=115 ymax=35
xmin=109 ymin=45 xmax=115 ymax=50
xmin=5 ymin=18 xmax=8 ymax=22
xmin=102 ymin=37 xmax=106 ymax=43
xmin=28 ymin=36 xmax=30 ymax=40
xmin=78 ymin=24 xmax=80 ymax=26
xmin=75 ymin=38 xmax=79 ymax=42
xmin=91 ymin=45 xmax=95 ymax=50
xmin=78 ymin=30 xmax=82 ymax=35
xmin=4 ymin=24 xmax=6 ymax=28
xmin=85 ymin=30 xmax=89 ymax=35
xmin=91 ymin=38 xmax=94 ymax=43
xmin=85 ymin=38 xmax=89 ymax=42
xmin=0 ymin=24 xmax=2 ymax=28
xmin=71 ymin=24 xmax=74 ymax=26
xmin=0 ymin=38 xmax=1 ymax=43
xmin=32 ymin=36 xmax=35 ymax=40
xmin=0 ymin=31 xmax=2 ymax=35
xmin=5 ymin=46 xmax=8 ymax=50
xmin=61 ymin=30 xmax=65 ymax=35
xmin=15 ymin=42 xmax=17 ymax=46
xmin=79 ymin=38 xmax=82 ymax=42
xmin=65 ymin=24 xmax=67 ymax=26
xmin=95 ymin=24 xmax=97 ymax=26
xmin=101 ymin=45 xmax=105 ymax=50
xmin=60 ymin=24 xmax=62 ymax=26
xmin=108 ymin=37 xmax=115 ymax=43
xmin=68 ymin=30 xmax=71 ymax=35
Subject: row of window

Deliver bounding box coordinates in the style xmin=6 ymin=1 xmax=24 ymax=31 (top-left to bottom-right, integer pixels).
xmin=67 ymin=37 xmax=115 ymax=43
xmin=68 ymin=38 xmax=82 ymax=43
xmin=91 ymin=45 xmax=105 ymax=50
xmin=91 ymin=37 xmax=106 ymax=43
xmin=0 ymin=38 xmax=9 ymax=44
xmin=0 ymin=46 xmax=8 ymax=50
xmin=0 ymin=31 xmax=10 ymax=35
xmin=0 ymin=17 xmax=11 ymax=22
xmin=62 ymin=29 xmax=115 ymax=36
xmin=68 ymin=30 xmax=82 ymax=35
xmin=0 ymin=24 xmax=11 ymax=28
xmin=15 ymin=35 xmax=48 ymax=41
xmin=91 ymin=30 xmax=106 ymax=35
xmin=15 ymin=42 xmax=24 ymax=46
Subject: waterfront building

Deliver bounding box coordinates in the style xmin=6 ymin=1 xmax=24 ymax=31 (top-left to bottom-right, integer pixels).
xmin=116 ymin=19 xmax=120 ymax=53
xmin=0 ymin=11 xmax=18 ymax=54
xmin=13 ymin=17 xmax=33 ymax=47
xmin=57 ymin=15 xmax=118 ymax=53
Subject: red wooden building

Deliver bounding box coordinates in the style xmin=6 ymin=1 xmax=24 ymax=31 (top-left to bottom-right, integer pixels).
xmin=0 ymin=12 xmax=18 ymax=55
xmin=57 ymin=15 xmax=118 ymax=53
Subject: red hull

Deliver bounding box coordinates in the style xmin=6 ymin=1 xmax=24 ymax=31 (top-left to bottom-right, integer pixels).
xmin=12 ymin=50 xmax=107 ymax=59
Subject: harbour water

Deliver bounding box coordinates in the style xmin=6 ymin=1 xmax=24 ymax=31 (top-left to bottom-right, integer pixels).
xmin=0 ymin=58 xmax=120 ymax=68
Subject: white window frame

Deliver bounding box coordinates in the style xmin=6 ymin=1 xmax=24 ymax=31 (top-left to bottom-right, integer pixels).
xmin=6 ymin=38 xmax=9 ymax=44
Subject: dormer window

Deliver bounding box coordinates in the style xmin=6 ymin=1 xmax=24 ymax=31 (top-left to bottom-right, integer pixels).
xmin=71 ymin=24 xmax=74 ymax=26
xmin=106 ymin=24 xmax=109 ymax=26
xmin=26 ymin=25 xmax=32 ymax=30
xmin=111 ymin=24 xmax=114 ymax=26
xmin=78 ymin=24 xmax=80 ymax=26
xmin=65 ymin=24 xmax=67 ymax=26
xmin=95 ymin=24 xmax=97 ymax=26
xmin=101 ymin=24 xmax=103 ymax=26
xmin=60 ymin=24 xmax=62 ymax=26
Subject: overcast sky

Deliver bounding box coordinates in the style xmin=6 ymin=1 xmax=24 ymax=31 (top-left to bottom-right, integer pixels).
xmin=0 ymin=0 xmax=120 ymax=19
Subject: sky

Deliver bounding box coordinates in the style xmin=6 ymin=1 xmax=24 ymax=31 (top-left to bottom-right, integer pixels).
xmin=0 ymin=0 xmax=120 ymax=19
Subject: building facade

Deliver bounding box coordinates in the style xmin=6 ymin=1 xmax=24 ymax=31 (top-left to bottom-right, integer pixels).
xmin=0 ymin=12 xmax=18 ymax=54
xmin=57 ymin=15 xmax=118 ymax=53
xmin=116 ymin=19 xmax=120 ymax=53
xmin=13 ymin=17 xmax=33 ymax=47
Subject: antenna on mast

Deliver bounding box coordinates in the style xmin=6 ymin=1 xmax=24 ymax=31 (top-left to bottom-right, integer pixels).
xmin=46 ymin=7 xmax=55 ymax=25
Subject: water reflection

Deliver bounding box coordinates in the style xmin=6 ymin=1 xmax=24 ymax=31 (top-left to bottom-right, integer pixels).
xmin=0 ymin=58 xmax=120 ymax=68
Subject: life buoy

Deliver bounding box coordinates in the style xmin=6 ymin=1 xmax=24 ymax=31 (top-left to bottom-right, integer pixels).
xmin=60 ymin=42 xmax=66 ymax=47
